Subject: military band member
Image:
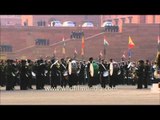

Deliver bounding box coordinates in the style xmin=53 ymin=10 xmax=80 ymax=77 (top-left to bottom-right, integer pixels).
xmin=19 ymin=60 xmax=29 ymax=90
xmin=35 ymin=59 xmax=46 ymax=90
xmin=60 ymin=58 xmax=68 ymax=88
xmin=78 ymin=61 xmax=86 ymax=85
xmin=5 ymin=60 xmax=15 ymax=90
xmin=0 ymin=60 xmax=5 ymax=87
xmin=50 ymin=59 xmax=60 ymax=89
xmin=109 ymin=59 xmax=117 ymax=88
xmin=68 ymin=59 xmax=78 ymax=88
xmin=143 ymin=60 xmax=151 ymax=88
xmin=136 ymin=60 xmax=145 ymax=89
xmin=27 ymin=59 xmax=33 ymax=89
xmin=87 ymin=57 xmax=94 ymax=88
xmin=99 ymin=59 xmax=108 ymax=88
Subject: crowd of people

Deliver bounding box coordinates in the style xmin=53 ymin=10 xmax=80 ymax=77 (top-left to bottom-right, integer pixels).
xmin=0 ymin=56 xmax=159 ymax=91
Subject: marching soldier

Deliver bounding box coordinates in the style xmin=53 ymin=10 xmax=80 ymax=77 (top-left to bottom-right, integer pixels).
xmin=109 ymin=59 xmax=117 ymax=88
xmin=87 ymin=57 xmax=94 ymax=88
xmin=5 ymin=59 xmax=16 ymax=90
xmin=0 ymin=60 xmax=5 ymax=87
xmin=60 ymin=58 xmax=68 ymax=88
xmin=35 ymin=59 xmax=46 ymax=90
xmin=50 ymin=59 xmax=61 ymax=89
xmin=68 ymin=59 xmax=78 ymax=88
xmin=78 ymin=61 xmax=86 ymax=85
xmin=19 ymin=60 xmax=28 ymax=90
xmin=27 ymin=59 xmax=33 ymax=89
xmin=99 ymin=59 xmax=108 ymax=88
xmin=136 ymin=60 xmax=145 ymax=89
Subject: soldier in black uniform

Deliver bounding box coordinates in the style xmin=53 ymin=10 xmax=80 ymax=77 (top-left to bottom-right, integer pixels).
xmin=5 ymin=59 xmax=16 ymax=90
xmin=27 ymin=59 xmax=33 ymax=89
xmin=136 ymin=60 xmax=145 ymax=89
xmin=144 ymin=60 xmax=151 ymax=88
xmin=37 ymin=59 xmax=46 ymax=90
xmin=78 ymin=61 xmax=86 ymax=85
xmin=60 ymin=58 xmax=68 ymax=88
xmin=109 ymin=59 xmax=118 ymax=88
xmin=0 ymin=60 xmax=5 ymax=87
xmin=87 ymin=57 xmax=94 ymax=88
xmin=99 ymin=59 xmax=108 ymax=88
xmin=50 ymin=59 xmax=60 ymax=89
xmin=19 ymin=60 xmax=28 ymax=90
xmin=68 ymin=59 xmax=78 ymax=88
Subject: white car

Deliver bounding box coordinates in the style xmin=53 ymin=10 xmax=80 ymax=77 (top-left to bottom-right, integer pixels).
xmin=82 ymin=22 xmax=94 ymax=27
xmin=62 ymin=21 xmax=76 ymax=27
xmin=50 ymin=20 xmax=62 ymax=27
xmin=101 ymin=21 xmax=113 ymax=27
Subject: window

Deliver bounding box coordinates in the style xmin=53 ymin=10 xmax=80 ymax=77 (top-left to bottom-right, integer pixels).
xmin=128 ymin=17 xmax=133 ymax=23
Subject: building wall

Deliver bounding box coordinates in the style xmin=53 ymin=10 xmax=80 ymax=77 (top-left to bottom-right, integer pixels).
xmin=31 ymin=15 xmax=101 ymax=27
xmin=0 ymin=24 xmax=159 ymax=61
xmin=0 ymin=15 xmax=21 ymax=26
xmin=21 ymin=15 xmax=33 ymax=26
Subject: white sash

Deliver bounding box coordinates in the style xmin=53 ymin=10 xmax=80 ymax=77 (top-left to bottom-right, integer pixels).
xmin=109 ymin=63 xmax=113 ymax=76
xmin=90 ymin=63 xmax=94 ymax=77
xmin=68 ymin=62 xmax=72 ymax=75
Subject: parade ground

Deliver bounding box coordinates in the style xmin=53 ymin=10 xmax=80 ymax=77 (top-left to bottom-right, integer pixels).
xmin=0 ymin=85 xmax=160 ymax=105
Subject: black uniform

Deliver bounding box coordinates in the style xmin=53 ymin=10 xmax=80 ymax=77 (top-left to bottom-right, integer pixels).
xmin=0 ymin=61 xmax=5 ymax=87
xmin=68 ymin=60 xmax=78 ymax=88
xmin=144 ymin=60 xmax=151 ymax=88
xmin=35 ymin=59 xmax=46 ymax=90
xmin=50 ymin=60 xmax=60 ymax=89
xmin=5 ymin=60 xmax=16 ymax=90
xmin=19 ymin=60 xmax=29 ymax=90
xmin=99 ymin=61 xmax=108 ymax=88
xmin=137 ymin=60 xmax=145 ymax=89
xmin=60 ymin=60 xmax=68 ymax=88
xmin=78 ymin=62 xmax=86 ymax=85
xmin=87 ymin=57 xmax=94 ymax=88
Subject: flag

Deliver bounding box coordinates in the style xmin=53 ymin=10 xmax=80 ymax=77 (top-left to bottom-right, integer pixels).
xmin=62 ymin=37 xmax=65 ymax=54
xmin=157 ymin=35 xmax=160 ymax=52
xmin=128 ymin=36 xmax=135 ymax=49
xmin=81 ymin=35 xmax=85 ymax=56
xmin=128 ymin=49 xmax=132 ymax=58
xmin=158 ymin=35 xmax=160 ymax=44
xmin=54 ymin=48 xmax=57 ymax=54
xmin=104 ymin=36 xmax=109 ymax=46
xmin=99 ymin=50 xmax=103 ymax=57
xmin=74 ymin=48 xmax=78 ymax=54
xmin=122 ymin=51 xmax=126 ymax=58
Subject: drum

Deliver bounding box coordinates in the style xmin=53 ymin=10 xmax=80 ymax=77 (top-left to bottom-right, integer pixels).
xmin=154 ymin=70 xmax=160 ymax=79
xmin=103 ymin=71 xmax=109 ymax=77
xmin=63 ymin=71 xmax=68 ymax=80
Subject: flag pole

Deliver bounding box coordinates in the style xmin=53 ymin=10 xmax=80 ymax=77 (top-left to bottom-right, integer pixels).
xmin=103 ymin=45 xmax=106 ymax=60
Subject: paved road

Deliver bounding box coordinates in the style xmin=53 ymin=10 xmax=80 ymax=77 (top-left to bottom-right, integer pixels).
xmin=0 ymin=85 xmax=160 ymax=105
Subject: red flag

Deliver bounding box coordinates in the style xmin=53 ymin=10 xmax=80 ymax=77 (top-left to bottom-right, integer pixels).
xmin=81 ymin=35 xmax=85 ymax=55
xmin=128 ymin=36 xmax=135 ymax=49
xmin=62 ymin=37 xmax=65 ymax=54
